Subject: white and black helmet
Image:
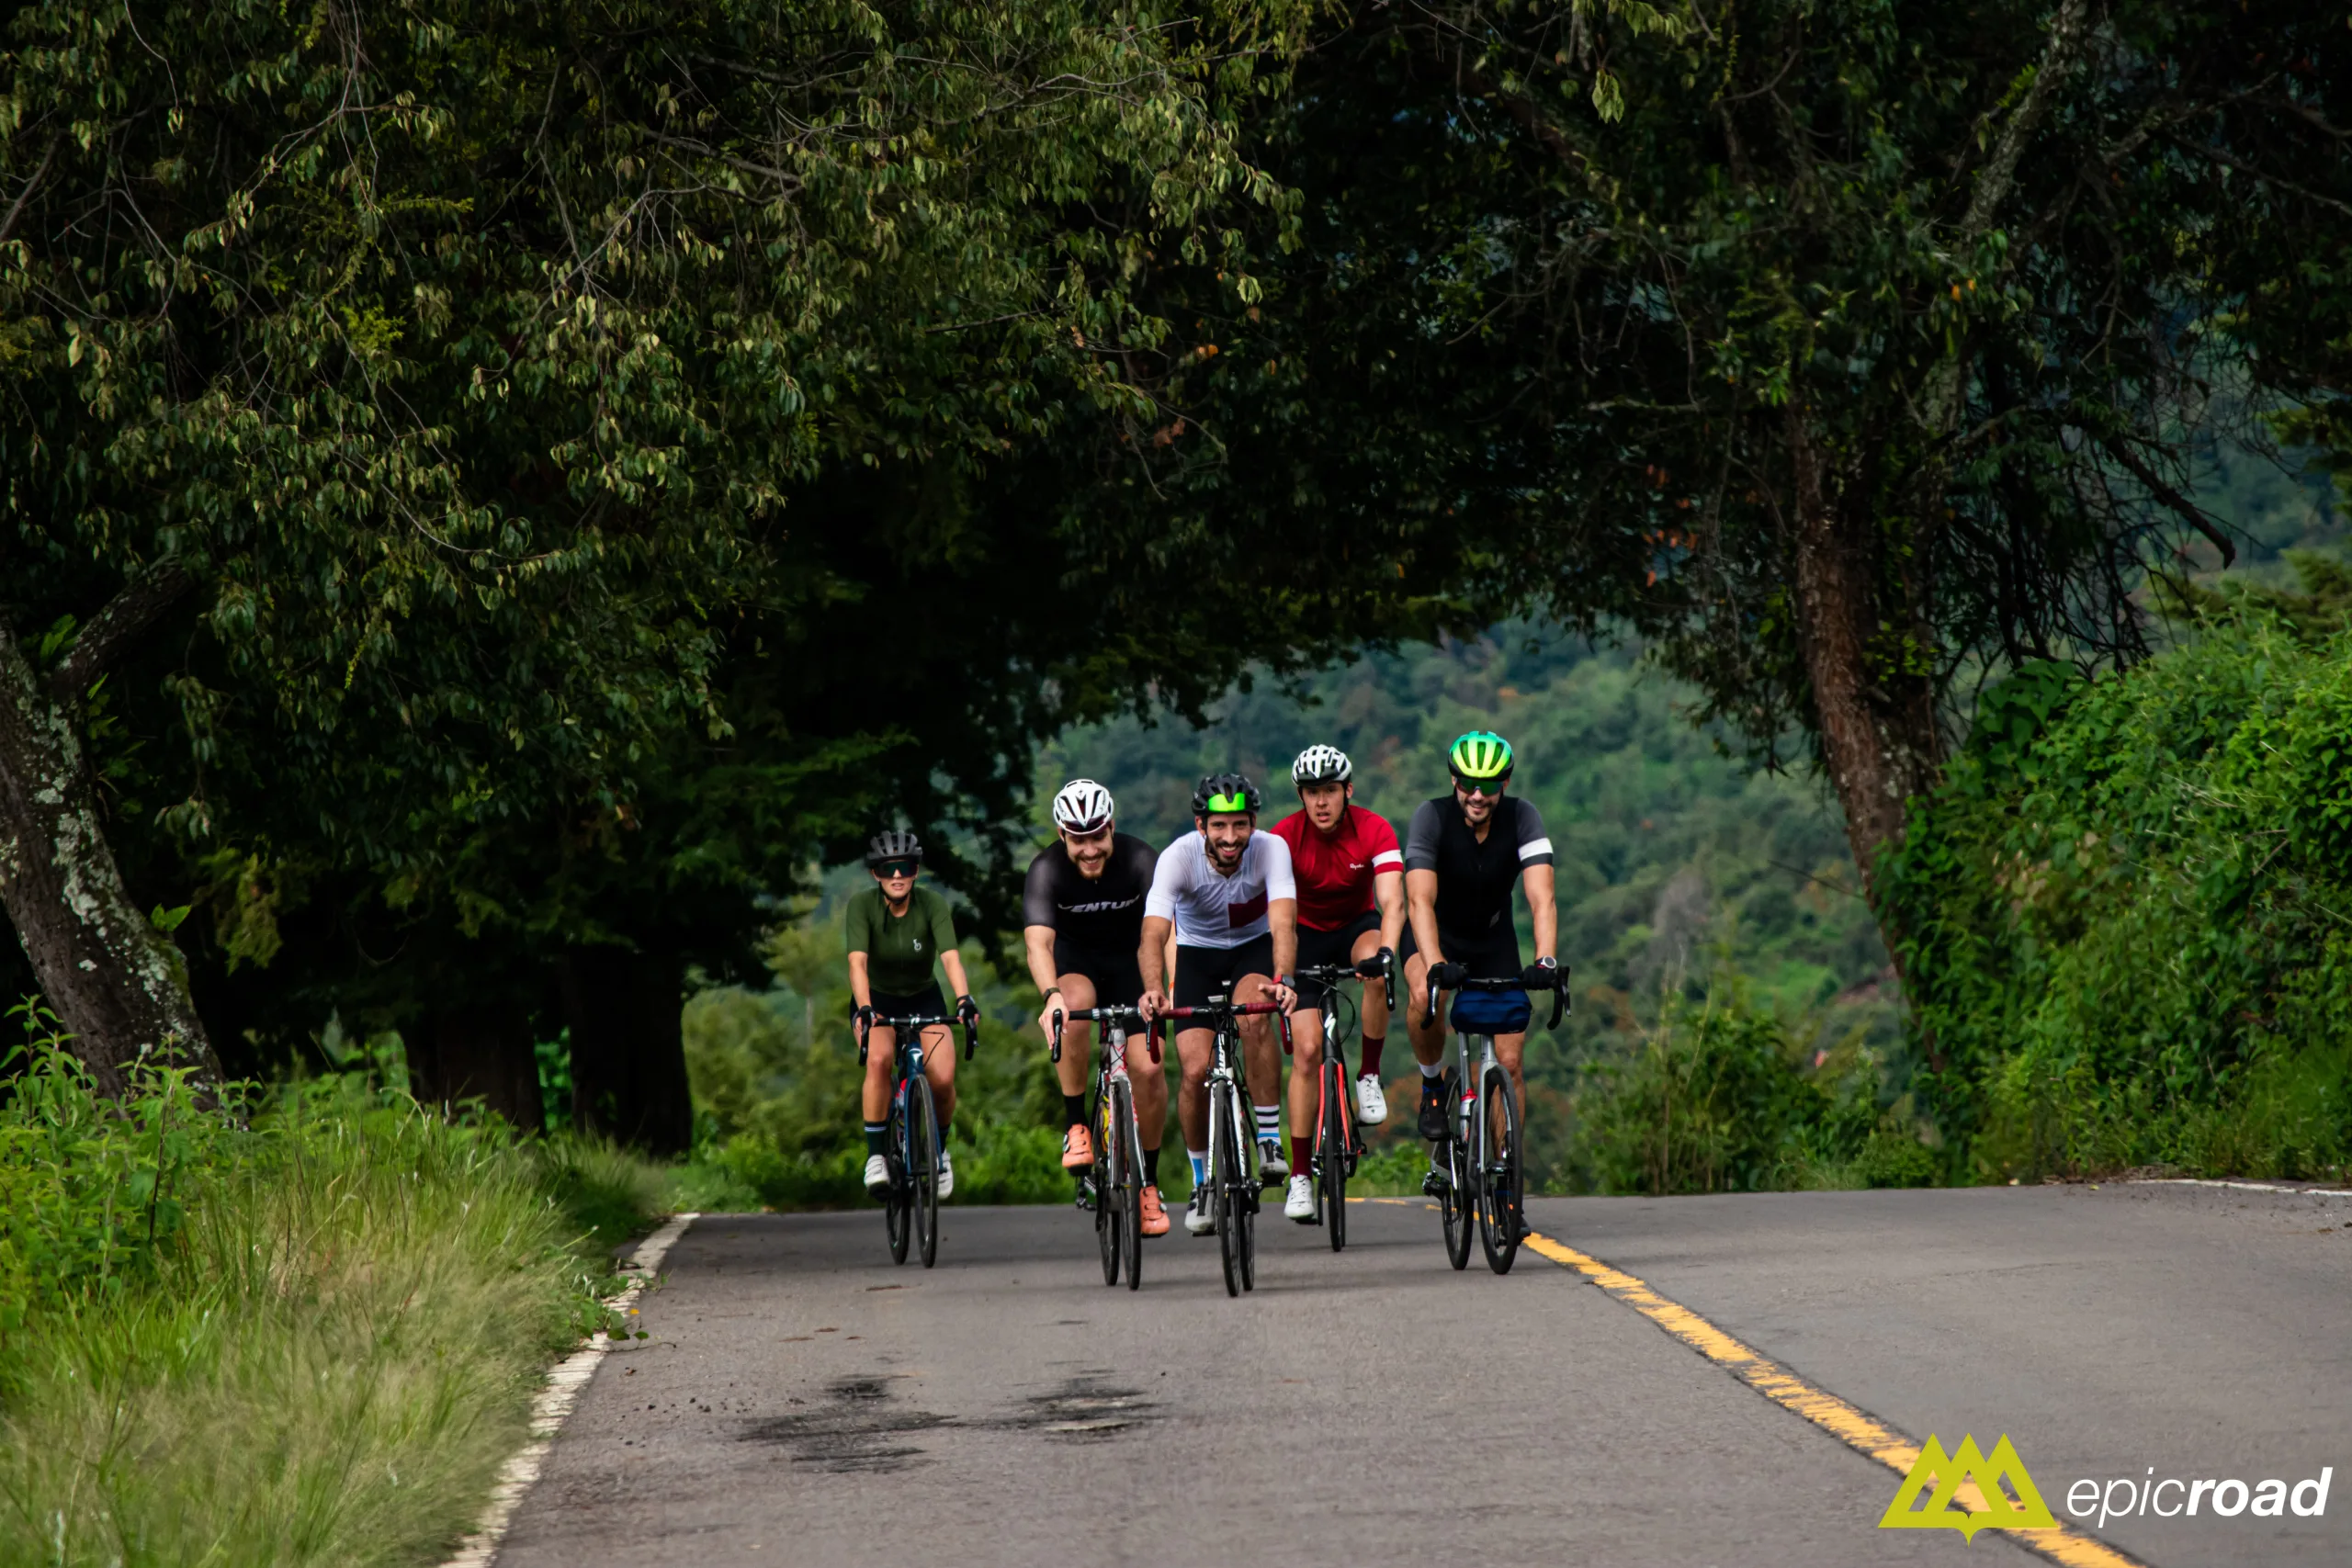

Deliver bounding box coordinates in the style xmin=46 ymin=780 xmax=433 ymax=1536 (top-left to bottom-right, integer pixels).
xmin=1291 ymin=744 xmax=1353 ymax=786
xmin=1051 ymin=778 xmax=1115 ymax=835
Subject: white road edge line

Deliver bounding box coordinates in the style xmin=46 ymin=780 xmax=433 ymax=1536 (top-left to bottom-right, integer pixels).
xmin=2137 ymin=1179 xmax=2352 ymax=1199
xmin=438 ymin=1212 xmax=700 ymax=1568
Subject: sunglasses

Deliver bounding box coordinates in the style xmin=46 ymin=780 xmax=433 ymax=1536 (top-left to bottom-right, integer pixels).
xmin=1201 ymin=793 xmax=1252 ymax=815
xmin=875 ymin=861 xmax=919 ymax=879
xmin=1452 ymin=774 xmax=1510 ymax=798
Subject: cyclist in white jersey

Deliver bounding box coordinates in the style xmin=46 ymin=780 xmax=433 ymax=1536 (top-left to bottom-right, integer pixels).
xmin=1137 ymin=772 xmax=1299 ymax=1237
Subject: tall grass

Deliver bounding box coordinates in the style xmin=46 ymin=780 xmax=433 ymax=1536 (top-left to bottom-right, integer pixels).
xmin=0 ymin=1029 xmax=665 ymax=1568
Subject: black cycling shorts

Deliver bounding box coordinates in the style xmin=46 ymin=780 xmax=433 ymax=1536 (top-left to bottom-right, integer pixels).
xmin=1295 ymin=909 xmax=1382 ymax=1007
xmin=1050 ymin=940 xmax=1145 ymax=1010
xmin=1397 ymin=921 xmax=1521 ymax=985
xmin=1172 ymin=933 xmax=1277 ymax=1011
xmin=868 ymin=986 xmax=949 ymax=1028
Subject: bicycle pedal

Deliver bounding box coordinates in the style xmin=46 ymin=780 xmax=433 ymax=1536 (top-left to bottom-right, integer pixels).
xmin=1421 ymin=1169 xmax=1451 ymax=1197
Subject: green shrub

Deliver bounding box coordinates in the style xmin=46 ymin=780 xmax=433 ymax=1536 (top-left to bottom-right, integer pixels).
xmin=1885 ymin=592 xmax=2352 ymax=1181
xmin=0 ymin=1024 xmax=665 ymax=1567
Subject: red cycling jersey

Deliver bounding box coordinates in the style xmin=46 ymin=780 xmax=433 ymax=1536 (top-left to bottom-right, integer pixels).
xmin=1271 ymin=804 xmax=1402 ymax=932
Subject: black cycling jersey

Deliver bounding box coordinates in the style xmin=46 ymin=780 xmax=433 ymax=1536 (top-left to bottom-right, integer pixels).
xmin=1403 ymin=795 xmax=1554 ymax=950
xmin=1022 ymin=832 xmax=1159 ymax=953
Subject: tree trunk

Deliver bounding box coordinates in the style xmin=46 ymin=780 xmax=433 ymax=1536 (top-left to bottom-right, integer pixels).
xmin=1785 ymin=407 xmax=1944 ymax=898
xmin=408 ymin=1004 xmax=546 ymax=1131
xmin=561 ymin=948 xmax=693 ymax=1156
xmin=0 ymin=607 xmax=220 ymax=1098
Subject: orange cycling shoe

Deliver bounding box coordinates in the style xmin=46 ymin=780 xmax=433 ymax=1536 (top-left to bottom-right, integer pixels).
xmin=1061 ymin=1122 xmax=1093 ymax=1168
xmin=1138 ymin=1184 xmax=1170 ymax=1236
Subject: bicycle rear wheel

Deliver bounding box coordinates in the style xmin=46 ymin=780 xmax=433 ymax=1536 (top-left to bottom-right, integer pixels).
xmin=885 ymin=1087 xmax=911 ymax=1264
xmin=1477 ymin=1065 xmax=1522 ymax=1274
xmin=1094 ymin=1082 xmax=1120 ymax=1286
xmin=1114 ymin=1078 xmax=1143 ymax=1292
xmin=1213 ymin=1085 xmax=1244 ymax=1298
xmin=1318 ymin=1057 xmax=1349 ymax=1252
xmin=909 ymin=1076 xmax=940 ymax=1269
xmin=1438 ymin=1070 xmax=1473 ymax=1270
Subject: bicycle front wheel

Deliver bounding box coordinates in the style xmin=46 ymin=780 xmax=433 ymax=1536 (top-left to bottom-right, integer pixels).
xmin=908 ymin=1075 xmax=940 ymax=1269
xmin=1094 ymin=1083 xmax=1120 ymax=1287
xmin=1319 ymin=1057 xmax=1349 ymax=1252
xmin=1114 ymin=1078 xmax=1143 ymax=1292
xmin=886 ymin=1091 xmax=911 ymax=1265
xmin=1213 ymin=1085 xmax=1245 ymax=1298
xmin=1477 ymin=1065 xmax=1522 ymax=1274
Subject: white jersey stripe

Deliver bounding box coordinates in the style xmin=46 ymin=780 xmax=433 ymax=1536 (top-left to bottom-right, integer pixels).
xmin=1518 ymin=837 xmax=1555 ymax=863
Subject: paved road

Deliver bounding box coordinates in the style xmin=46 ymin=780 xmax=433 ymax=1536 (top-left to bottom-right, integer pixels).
xmin=495 ymin=1183 xmax=2352 ymax=1568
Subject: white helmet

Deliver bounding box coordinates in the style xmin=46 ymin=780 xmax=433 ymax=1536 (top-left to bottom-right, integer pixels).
xmin=1051 ymin=778 xmax=1115 ymax=835
xmin=1291 ymin=744 xmax=1353 ymax=786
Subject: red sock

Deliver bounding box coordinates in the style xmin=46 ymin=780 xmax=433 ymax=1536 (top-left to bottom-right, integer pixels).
xmin=1294 ymin=1133 xmax=1314 ymax=1173
xmin=1359 ymin=1033 xmax=1385 ymax=1077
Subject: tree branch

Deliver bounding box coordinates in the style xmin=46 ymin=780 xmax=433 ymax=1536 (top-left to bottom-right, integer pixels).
xmin=0 ymin=134 xmax=60 ymax=249
xmin=2098 ymin=436 xmax=2236 ymax=568
xmin=48 ymin=564 xmax=197 ymax=702
xmin=1958 ymin=0 xmax=2090 ymax=245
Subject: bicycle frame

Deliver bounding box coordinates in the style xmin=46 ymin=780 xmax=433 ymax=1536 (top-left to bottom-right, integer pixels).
xmin=860 ymin=1010 xmax=978 ymax=1186
xmin=1157 ymin=992 xmax=1290 ymax=1179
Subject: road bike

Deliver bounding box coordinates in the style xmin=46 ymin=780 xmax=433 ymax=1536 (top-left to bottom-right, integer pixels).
xmin=860 ymin=1008 xmax=977 ymax=1268
xmin=1051 ymin=1003 xmax=1157 ymax=1291
xmin=1291 ymin=952 xmax=1392 ymax=1251
xmin=1422 ymin=971 xmax=1565 ymax=1274
xmin=1157 ymin=992 xmax=1290 ymax=1297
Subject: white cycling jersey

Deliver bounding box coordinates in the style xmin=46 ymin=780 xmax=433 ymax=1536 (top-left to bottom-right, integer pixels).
xmin=1145 ymin=829 xmax=1296 ymax=949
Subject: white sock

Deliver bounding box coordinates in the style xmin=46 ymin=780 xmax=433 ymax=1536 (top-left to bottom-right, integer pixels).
xmin=1254 ymin=1103 xmax=1281 ymax=1143
xmin=1188 ymin=1148 xmax=1208 ymax=1189
xmin=1419 ymin=1061 xmax=1442 ymax=1079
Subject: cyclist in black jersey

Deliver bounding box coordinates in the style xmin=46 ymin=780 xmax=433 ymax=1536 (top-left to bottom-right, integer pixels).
xmin=1401 ymin=730 xmax=1560 ymax=1143
xmin=1022 ymin=779 xmax=1170 ymax=1236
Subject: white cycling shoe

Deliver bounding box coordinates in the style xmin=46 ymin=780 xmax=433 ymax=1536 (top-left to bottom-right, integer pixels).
xmin=1184 ymin=1196 xmax=1217 ymax=1236
xmin=1283 ymin=1174 xmax=1317 ymax=1222
xmin=1257 ymin=1138 xmax=1289 ymax=1180
xmin=1354 ymin=1073 xmax=1390 ymax=1125
xmin=935 ymin=1148 xmax=954 ymax=1200
xmin=863 ymin=1154 xmax=890 ymax=1195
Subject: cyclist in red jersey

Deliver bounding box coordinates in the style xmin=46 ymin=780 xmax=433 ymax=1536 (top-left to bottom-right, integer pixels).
xmin=1268 ymin=744 xmax=1404 ymax=1222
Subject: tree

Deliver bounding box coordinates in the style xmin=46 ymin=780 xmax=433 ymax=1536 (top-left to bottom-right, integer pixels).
xmin=0 ymin=0 xmax=1310 ymax=1096
xmin=1163 ymin=0 xmax=2352 ymax=921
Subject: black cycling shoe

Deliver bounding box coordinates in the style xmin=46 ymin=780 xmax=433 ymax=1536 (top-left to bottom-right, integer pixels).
xmin=1417 ymin=1080 xmax=1448 ymax=1141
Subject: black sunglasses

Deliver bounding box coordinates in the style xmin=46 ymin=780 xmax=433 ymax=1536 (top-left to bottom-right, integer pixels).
xmin=1452 ymin=774 xmax=1510 ymax=798
xmin=875 ymin=860 xmax=920 ymax=879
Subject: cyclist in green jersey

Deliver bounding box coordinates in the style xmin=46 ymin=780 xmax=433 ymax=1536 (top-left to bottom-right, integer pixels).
xmin=848 ymin=830 xmax=979 ymax=1199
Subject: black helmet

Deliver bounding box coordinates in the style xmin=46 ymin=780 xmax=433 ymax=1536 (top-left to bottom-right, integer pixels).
xmin=865 ymin=829 xmax=923 ymax=867
xmin=1191 ymin=771 xmax=1261 ymax=817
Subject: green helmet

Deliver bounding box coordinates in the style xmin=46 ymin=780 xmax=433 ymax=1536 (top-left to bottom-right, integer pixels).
xmin=1448 ymin=730 xmax=1515 ymax=780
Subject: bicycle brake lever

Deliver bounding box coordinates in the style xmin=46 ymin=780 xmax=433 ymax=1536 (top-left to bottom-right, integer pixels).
xmin=1279 ymin=1008 xmax=1294 ymax=1057
xmin=1050 ymin=1008 xmax=1064 ymax=1065
xmin=964 ymin=1021 xmax=977 ymax=1062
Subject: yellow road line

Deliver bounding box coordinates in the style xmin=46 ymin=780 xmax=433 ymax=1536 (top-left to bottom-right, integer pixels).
xmin=1522 ymin=1231 xmax=2149 ymax=1568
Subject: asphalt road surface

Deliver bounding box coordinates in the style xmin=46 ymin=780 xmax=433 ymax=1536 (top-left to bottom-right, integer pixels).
xmin=494 ymin=1181 xmax=2351 ymax=1568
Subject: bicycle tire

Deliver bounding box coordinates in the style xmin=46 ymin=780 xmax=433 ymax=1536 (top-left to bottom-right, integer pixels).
xmin=1213 ymin=1083 xmax=1244 ymax=1298
xmin=1437 ymin=1068 xmax=1473 ymax=1269
xmin=1094 ymin=1082 xmax=1119 ymax=1287
xmin=1319 ymin=1056 xmax=1349 ymax=1252
xmin=1114 ymin=1078 xmax=1143 ymax=1291
xmin=886 ymin=1087 xmax=911 ymax=1265
xmin=909 ymin=1074 xmax=940 ymax=1269
xmin=1478 ymin=1064 xmax=1522 ymax=1274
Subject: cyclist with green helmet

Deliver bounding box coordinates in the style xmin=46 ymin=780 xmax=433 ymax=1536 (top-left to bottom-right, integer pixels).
xmin=1401 ymin=732 xmax=1560 ymax=1147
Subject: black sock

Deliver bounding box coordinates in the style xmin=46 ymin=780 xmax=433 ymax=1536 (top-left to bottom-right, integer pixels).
xmin=864 ymin=1122 xmax=887 ymax=1157
xmin=1062 ymin=1093 xmax=1087 ymax=1127
xmin=1144 ymin=1145 xmax=1161 ymax=1185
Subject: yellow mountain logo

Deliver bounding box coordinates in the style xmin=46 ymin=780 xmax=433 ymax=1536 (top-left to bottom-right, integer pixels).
xmin=1879 ymin=1435 xmax=2059 ymax=1541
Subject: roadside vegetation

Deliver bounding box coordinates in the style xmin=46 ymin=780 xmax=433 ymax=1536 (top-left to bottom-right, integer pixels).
xmin=0 ymin=1009 xmax=666 ymax=1568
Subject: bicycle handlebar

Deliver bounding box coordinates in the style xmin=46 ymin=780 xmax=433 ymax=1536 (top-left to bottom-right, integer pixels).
xmin=1295 ymin=949 xmax=1395 ymax=1012
xmin=859 ymin=1011 xmax=978 ymax=1066
xmin=1049 ymin=1004 xmax=1161 ymax=1066
xmin=1153 ymin=997 xmax=1295 ymax=1056
xmin=1423 ymin=970 xmax=1569 ymax=1033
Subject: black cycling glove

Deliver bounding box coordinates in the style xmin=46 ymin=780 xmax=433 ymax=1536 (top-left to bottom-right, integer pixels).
xmin=956 ymin=994 xmax=981 ymax=1028
xmin=1355 ymin=947 xmax=1394 ymax=979
xmin=1521 ymin=958 xmax=1560 ymax=990
xmin=854 ymin=1004 xmax=876 ymax=1030
xmin=1429 ymin=960 xmax=1467 ymax=990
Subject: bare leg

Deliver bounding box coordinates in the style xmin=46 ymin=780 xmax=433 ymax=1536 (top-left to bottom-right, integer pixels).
xmin=862 ymin=1025 xmax=899 ymax=1122
xmin=1286 ymin=1004 xmax=1325 ymax=1140
xmin=921 ymin=1023 xmax=957 ymax=1127
xmin=1175 ymin=1026 xmax=1214 ymax=1151
xmin=1051 ymin=972 xmax=1100 ymax=1105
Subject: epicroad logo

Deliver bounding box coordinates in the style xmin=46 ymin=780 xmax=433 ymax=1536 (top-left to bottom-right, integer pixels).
xmin=1880 ymin=1435 xmax=2057 ymax=1541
